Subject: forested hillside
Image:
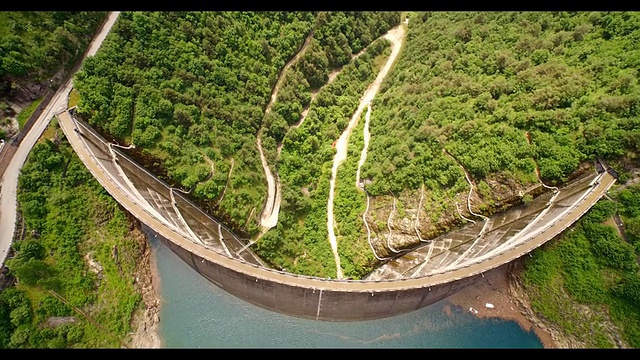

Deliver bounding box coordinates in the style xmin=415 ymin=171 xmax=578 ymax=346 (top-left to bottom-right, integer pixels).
xmin=73 ymin=11 xmax=401 ymax=242
xmin=255 ymin=38 xmax=393 ymax=277
xmin=352 ymin=11 xmax=640 ymax=262
xmin=0 ymin=12 xmax=106 ymax=87
xmin=3 ymin=11 xmax=640 ymax=348
xmin=521 ymin=184 xmax=640 ymax=348
xmin=364 ymin=12 xmax=640 ymax=195
xmin=72 ymin=12 xmax=640 ymax=279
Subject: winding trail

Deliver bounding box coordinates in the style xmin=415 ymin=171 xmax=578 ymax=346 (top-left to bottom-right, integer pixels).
xmin=456 ymin=200 xmax=477 ymax=223
xmin=285 ymin=64 xmax=357 ymax=139
xmin=386 ymin=195 xmax=401 ymax=253
xmin=327 ymin=23 xmax=407 ymax=279
xmin=355 ymin=102 xmax=372 ymax=188
xmin=525 ymin=131 xmax=559 ymax=193
xmin=356 ymin=103 xmax=386 ymax=257
xmin=362 ymin=186 xmax=389 ymax=261
xmin=199 ymin=150 xmax=215 ymax=180
xmin=256 ymin=32 xmax=314 ymax=234
xmin=414 ymin=183 xmax=428 ymax=243
xmin=441 ymin=148 xmax=492 ymax=270
xmin=287 ymin=70 xmax=340 ymax=135
xmin=257 ymin=28 xmax=376 ymax=240
xmin=214 ymin=158 xmax=234 ymax=206
xmin=256 ymin=131 xmax=280 ymax=230
xmin=442 ymin=149 xmax=490 ymax=226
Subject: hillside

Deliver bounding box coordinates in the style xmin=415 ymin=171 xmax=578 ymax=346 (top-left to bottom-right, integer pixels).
xmin=72 ymin=12 xmax=640 ymax=279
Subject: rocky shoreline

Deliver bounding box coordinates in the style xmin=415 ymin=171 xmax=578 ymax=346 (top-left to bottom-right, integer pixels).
xmin=123 ymin=228 xmax=162 ymax=349
xmin=445 ymin=259 xmax=584 ymax=348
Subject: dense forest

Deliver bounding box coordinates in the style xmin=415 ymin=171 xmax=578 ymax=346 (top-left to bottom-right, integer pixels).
xmin=74 ymin=12 xmax=400 ymax=239
xmin=0 ymin=11 xmax=106 ymax=86
xmin=72 ymin=11 xmax=401 ymax=274
xmin=255 ymin=38 xmax=393 ymax=277
xmin=363 ymin=12 xmax=640 ymax=196
xmin=1 ymin=122 xmax=148 ymax=348
xmin=350 ymin=11 xmax=640 ymax=266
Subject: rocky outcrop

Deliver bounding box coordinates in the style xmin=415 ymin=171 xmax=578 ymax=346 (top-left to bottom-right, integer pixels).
xmin=123 ymin=226 xmax=161 ymax=348
xmin=366 ymin=173 xmax=540 ymax=257
xmin=5 ymin=81 xmax=48 ymax=105
xmin=365 ymin=160 xmax=601 ymax=258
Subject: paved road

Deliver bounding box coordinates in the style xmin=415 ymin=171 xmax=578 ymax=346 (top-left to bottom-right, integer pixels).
xmin=0 ymin=12 xmax=120 ymax=267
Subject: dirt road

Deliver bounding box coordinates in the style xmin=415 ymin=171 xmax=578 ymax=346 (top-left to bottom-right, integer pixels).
xmin=257 ymin=32 xmax=314 ymax=232
xmin=327 ymin=23 xmax=407 ymax=279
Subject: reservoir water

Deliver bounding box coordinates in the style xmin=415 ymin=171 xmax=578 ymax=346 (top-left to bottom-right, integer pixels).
xmin=150 ymin=235 xmax=543 ymax=348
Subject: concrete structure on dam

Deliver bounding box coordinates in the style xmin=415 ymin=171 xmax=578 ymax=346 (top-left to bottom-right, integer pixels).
xmin=57 ymin=108 xmax=617 ymax=321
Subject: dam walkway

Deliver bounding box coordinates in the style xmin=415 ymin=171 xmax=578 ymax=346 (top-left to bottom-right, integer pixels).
xmin=57 ymin=108 xmax=617 ymax=288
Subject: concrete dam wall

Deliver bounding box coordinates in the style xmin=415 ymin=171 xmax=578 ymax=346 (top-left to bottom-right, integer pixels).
xmin=57 ymin=109 xmax=616 ymax=321
xmin=143 ymin=222 xmax=479 ymax=321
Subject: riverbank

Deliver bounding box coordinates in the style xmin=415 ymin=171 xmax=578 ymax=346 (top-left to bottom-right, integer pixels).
xmin=445 ymin=259 xmax=582 ymax=348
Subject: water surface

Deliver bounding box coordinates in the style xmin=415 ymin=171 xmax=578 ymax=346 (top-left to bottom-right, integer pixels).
xmin=151 ymin=236 xmax=543 ymax=348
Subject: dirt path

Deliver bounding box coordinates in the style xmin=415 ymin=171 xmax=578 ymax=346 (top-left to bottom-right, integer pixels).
xmin=442 ymin=148 xmax=489 ymax=224
xmin=214 ymin=158 xmax=234 ymax=206
xmin=414 ymin=184 xmax=429 ymax=243
xmin=525 ymin=131 xmax=558 ymax=193
xmin=257 ymin=32 xmax=314 ymax=233
xmin=355 ymin=102 xmax=372 ymax=188
xmin=256 ymin=131 xmax=279 ymax=230
xmin=286 ymin=62 xmax=358 ymax=139
xmin=258 ymin=29 xmax=370 ymax=237
xmin=327 ymin=23 xmax=407 ymax=279
xmin=199 ymin=150 xmax=215 ymax=179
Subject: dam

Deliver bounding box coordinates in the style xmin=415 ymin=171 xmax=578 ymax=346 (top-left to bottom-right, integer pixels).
xmin=56 ymin=108 xmax=617 ymax=321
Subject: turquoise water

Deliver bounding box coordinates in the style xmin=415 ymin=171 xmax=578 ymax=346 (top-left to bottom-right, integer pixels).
xmin=151 ymin=236 xmax=543 ymax=348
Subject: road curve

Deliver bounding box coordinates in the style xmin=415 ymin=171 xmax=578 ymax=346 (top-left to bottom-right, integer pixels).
xmin=0 ymin=12 xmax=120 ymax=267
xmin=257 ymin=32 xmax=314 ymax=233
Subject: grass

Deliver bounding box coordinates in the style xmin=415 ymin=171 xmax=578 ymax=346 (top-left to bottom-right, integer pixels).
xmin=68 ymin=88 xmax=81 ymax=108
xmin=521 ymin=202 xmax=640 ymax=348
xmin=4 ymin=130 xmax=146 ymax=348
xmin=37 ymin=117 xmax=58 ymax=145
xmin=522 ymin=240 xmax=616 ymax=347
xmin=16 ymin=97 xmax=43 ymax=130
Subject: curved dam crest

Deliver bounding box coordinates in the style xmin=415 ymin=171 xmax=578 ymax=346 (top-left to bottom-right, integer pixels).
xmin=56 ymin=109 xmax=617 ymax=321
